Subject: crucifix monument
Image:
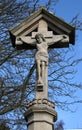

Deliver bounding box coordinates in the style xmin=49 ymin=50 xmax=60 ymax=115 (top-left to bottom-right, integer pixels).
xmin=10 ymin=6 xmax=75 ymax=130
xmin=16 ymin=19 xmax=69 ymax=99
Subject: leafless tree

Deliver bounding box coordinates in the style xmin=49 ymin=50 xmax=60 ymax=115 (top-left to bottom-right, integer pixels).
xmin=55 ymin=120 xmax=64 ymax=130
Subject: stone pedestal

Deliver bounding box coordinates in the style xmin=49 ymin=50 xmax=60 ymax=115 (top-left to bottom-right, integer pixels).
xmin=24 ymin=99 xmax=57 ymax=130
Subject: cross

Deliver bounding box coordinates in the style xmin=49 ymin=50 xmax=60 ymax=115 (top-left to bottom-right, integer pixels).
xmin=16 ymin=19 xmax=69 ymax=99
xmin=32 ymin=19 xmax=53 ymax=38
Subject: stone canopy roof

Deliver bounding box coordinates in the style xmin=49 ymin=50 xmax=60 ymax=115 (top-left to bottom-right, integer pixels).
xmin=9 ymin=6 xmax=75 ymax=49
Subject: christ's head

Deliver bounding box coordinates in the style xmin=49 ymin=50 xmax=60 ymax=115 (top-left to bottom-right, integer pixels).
xmin=35 ymin=33 xmax=46 ymax=44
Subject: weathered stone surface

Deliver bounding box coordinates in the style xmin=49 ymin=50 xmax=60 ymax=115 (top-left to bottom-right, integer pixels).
xmin=32 ymin=20 xmax=53 ymax=38
xmin=26 ymin=99 xmax=55 ymax=109
xmin=10 ymin=6 xmax=75 ymax=49
xmin=16 ymin=33 xmax=69 ymax=98
xmin=9 ymin=8 xmax=73 ymax=98
xmin=25 ymin=99 xmax=57 ymax=130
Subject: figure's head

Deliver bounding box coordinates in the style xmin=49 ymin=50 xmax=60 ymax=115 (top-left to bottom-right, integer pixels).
xmin=35 ymin=33 xmax=46 ymax=43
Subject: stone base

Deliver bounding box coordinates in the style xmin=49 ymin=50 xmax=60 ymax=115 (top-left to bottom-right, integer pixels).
xmin=24 ymin=99 xmax=57 ymax=130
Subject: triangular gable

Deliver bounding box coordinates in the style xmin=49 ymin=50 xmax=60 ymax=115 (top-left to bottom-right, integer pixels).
xmin=9 ymin=6 xmax=75 ymax=48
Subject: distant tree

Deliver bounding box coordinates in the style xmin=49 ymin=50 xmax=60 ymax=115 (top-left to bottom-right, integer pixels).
xmin=55 ymin=120 xmax=64 ymax=130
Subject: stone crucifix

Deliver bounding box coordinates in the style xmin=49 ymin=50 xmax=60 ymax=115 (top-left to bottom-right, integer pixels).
xmin=16 ymin=20 xmax=69 ymax=99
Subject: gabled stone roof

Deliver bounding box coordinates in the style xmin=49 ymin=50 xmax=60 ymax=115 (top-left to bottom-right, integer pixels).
xmin=9 ymin=6 xmax=75 ymax=48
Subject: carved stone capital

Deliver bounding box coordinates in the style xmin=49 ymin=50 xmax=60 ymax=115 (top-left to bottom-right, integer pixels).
xmin=26 ymin=99 xmax=55 ymax=109
xmin=24 ymin=99 xmax=57 ymax=129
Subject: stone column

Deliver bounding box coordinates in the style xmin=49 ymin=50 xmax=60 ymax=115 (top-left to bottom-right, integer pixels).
xmin=24 ymin=99 xmax=57 ymax=130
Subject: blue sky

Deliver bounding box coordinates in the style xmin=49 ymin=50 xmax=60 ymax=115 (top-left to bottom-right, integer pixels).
xmin=54 ymin=0 xmax=82 ymax=128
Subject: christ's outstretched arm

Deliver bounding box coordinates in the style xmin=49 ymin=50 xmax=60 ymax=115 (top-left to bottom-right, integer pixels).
xmin=16 ymin=36 xmax=36 ymax=48
xmin=47 ymin=34 xmax=69 ymax=46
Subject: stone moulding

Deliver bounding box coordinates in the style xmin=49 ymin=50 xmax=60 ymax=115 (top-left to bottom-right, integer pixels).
xmin=26 ymin=99 xmax=55 ymax=109
xmin=25 ymin=99 xmax=57 ymax=123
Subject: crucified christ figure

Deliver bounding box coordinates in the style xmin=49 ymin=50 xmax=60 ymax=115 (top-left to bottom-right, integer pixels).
xmin=16 ymin=33 xmax=69 ymax=87
xmin=35 ymin=33 xmax=48 ymax=86
xmin=34 ymin=33 xmax=69 ymax=86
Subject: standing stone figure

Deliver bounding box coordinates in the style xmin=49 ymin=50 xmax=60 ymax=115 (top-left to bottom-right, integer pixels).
xmin=18 ymin=33 xmax=69 ymax=87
